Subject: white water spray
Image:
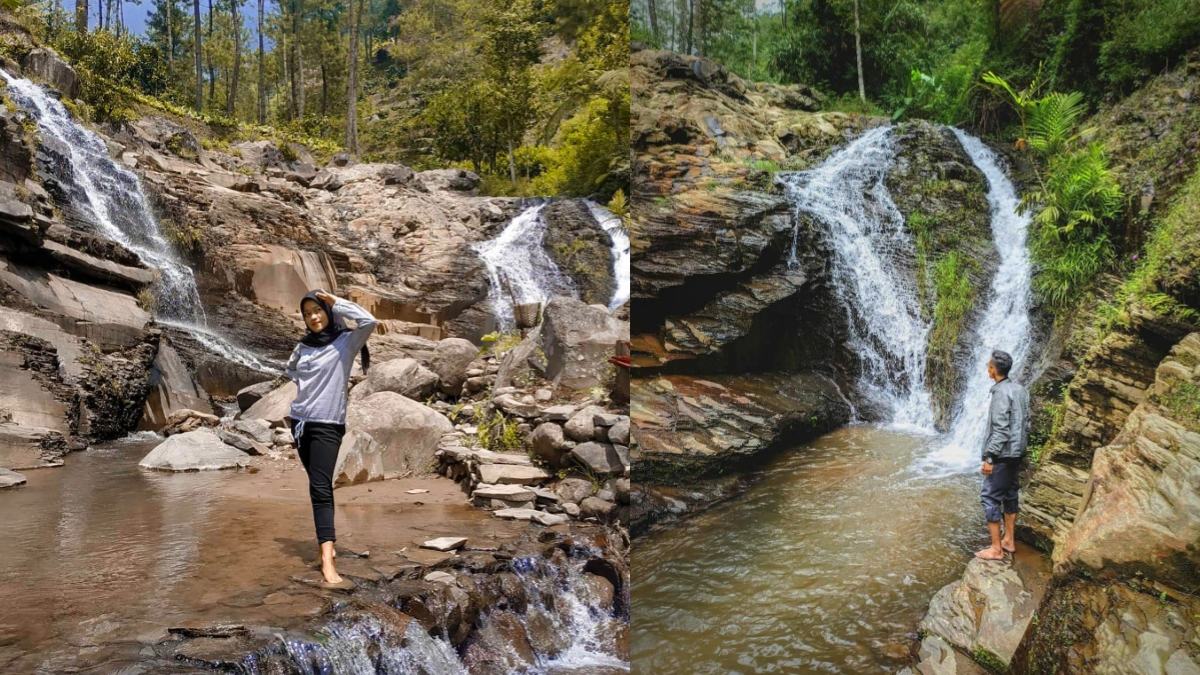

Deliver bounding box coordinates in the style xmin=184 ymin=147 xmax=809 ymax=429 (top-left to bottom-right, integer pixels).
xmin=916 ymin=129 xmax=1034 ymax=475
xmin=777 ymin=126 xmax=935 ymax=431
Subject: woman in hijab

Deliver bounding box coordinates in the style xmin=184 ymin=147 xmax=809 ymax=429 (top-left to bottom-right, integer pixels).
xmin=285 ymin=289 xmax=377 ymax=588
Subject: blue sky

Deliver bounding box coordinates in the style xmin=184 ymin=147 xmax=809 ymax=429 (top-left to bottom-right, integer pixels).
xmin=60 ymin=0 xmax=270 ymax=38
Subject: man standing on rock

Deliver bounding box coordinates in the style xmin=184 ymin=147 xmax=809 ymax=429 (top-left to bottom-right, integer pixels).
xmin=976 ymin=350 xmax=1031 ymax=561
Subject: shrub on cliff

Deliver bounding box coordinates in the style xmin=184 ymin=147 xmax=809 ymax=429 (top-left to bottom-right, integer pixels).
xmin=983 ymin=70 xmax=1124 ymax=310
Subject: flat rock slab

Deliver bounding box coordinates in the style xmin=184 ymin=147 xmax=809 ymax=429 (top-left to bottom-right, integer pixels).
xmin=493 ymin=508 xmax=569 ymax=526
xmin=918 ymin=543 xmax=1050 ymax=669
xmin=469 ymin=449 xmax=533 ymax=465
xmin=420 ymin=537 xmax=467 ymax=551
xmin=424 ymin=571 xmax=457 ymax=585
xmin=139 ymin=428 xmax=251 ymax=471
xmin=0 ymin=467 xmax=27 ymax=488
xmin=475 ymin=463 xmax=551 ymax=486
xmin=472 ymin=483 xmax=536 ymax=501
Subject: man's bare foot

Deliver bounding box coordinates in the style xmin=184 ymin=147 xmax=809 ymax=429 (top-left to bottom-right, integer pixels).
xmin=975 ymin=546 xmax=1005 ymax=560
xmin=1001 ymin=539 xmax=1016 ymax=553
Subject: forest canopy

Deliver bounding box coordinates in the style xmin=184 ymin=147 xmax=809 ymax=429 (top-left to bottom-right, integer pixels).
xmin=4 ymin=0 xmax=629 ymax=198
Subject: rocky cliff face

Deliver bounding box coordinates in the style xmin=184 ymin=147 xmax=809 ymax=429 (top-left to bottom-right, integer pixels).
xmin=629 ymin=47 xmax=1003 ymax=524
xmin=1020 ymin=53 xmax=1200 ymax=553
xmin=629 ymin=48 xmax=866 ymax=527
xmin=0 ymin=45 xmax=627 ymax=471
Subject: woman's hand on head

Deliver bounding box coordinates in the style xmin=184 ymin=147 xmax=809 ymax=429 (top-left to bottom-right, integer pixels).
xmin=315 ymin=290 xmax=337 ymax=305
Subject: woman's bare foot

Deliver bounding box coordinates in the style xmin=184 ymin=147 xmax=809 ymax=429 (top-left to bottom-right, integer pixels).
xmin=975 ymin=546 xmax=1005 ymax=560
xmin=318 ymin=541 xmax=342 ymax=583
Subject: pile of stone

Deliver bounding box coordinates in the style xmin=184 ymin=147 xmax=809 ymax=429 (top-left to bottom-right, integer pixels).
xmin=434 ymin=397 xmax=631 ymax=526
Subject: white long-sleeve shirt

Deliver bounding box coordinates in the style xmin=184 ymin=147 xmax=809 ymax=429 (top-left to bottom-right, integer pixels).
xmin=286 ymin=296 xmax=378 ymax=443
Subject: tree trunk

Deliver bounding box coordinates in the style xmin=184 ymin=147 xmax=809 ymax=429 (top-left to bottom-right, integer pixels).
xmin=345 ymin=0 xmax=363 ymax=155
xmin=193 ymin=0 xmax=203 ymax=111
xmin=206 ymin=0 xmax=215 ymax=107
xmin=507 ymin=137 xmax=516 ymax=186
xmin=291 ymin=0 xmax=305 ymax=119
xmin=854 ymin=0 xmax=865 ymax=102
xmin=320 ymin=63 xmax=327 ymax=115
xmin=685 ymin=0 xmax=693 ymax=54
xmin=166 ymin=0 xmax=173 ymax=64
xmin=227 ymin=0 xmax=240 ymax=118
xmin=257 ymin=0 xmax=265 ymax=123
xmin=647 ymin=0 xmax=659 ymax=43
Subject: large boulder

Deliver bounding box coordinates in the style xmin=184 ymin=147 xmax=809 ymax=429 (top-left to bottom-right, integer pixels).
xmin=1052 ymin=332 xmax=1200 ymax=592
xmin=431 ymin=338 xmax=478 ymax=395
xmin=21 ymin=48 xmax=79 ymax=98
xmin=235 ymin=380 xmax=276 ymax=412
xmin=569 ymin=441 xmax=629 ymax=477
xmin=539 ymin=296 xmax=627 ymax=391
xmin=333 ymin=391 xmax=453 ymax=484
xmin=238 ymin=381 xmax=297 ymax=428
xmin=918 ymin=546 xmax=1050 ymax=671
xmin=140 ymin=339 xmax=214 ymax=431
xmin=139 ymin=428 xmax=251 ymax=471
xmin=350 ymin=357 xmax=439 ymax=401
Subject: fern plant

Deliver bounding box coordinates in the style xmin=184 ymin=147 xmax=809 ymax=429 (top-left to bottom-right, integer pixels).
xmin=1026 ymin=91 xmax=1090 ymax=157
xmin=1026 ymin=143 xmax=1123 ymax=236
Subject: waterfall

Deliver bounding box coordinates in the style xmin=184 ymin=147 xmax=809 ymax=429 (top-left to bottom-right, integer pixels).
xmin=472 ymin=202 xmax=579 ymax=331
xmin=777 ymin=126 xmax=936 ymax=431
xmin=917 ymin=129 xmax=1034 ymax=475
xmin=228 ymin=550 xmax=628 ymax=673
xmin=0 ymin=69 xmax=277 ymax=372
xmin=584 ymin=200 xmax=632 ymax=310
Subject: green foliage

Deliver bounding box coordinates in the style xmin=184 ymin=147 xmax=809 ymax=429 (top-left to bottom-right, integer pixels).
xmin=1100 ymin=167 xmax=1200 ymax=331
xmin=1160 ymin=381 xmax=1200 ymax=432
xmin=1028 ymin=144 xmax=1122 ymax=236
xmin=480 ymin=331 xmax=523 ymax=355
xmin=929 ymin=252 xmax=974 ymax=361
xmin=984 ymin=70 xmax=1123 ymax=310
xmin=50 ymin=30 xmax=161 ymax=122
xmin=475 ymin=408 xmax=523 ymax=453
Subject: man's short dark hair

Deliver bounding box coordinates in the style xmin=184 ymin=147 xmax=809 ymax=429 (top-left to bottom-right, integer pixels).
xmin=991 ymin=350 xmax=1013 ymax=377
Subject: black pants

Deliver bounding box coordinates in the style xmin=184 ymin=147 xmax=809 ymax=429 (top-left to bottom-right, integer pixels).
xmin=290 ymin=420 xmax=344 ymax=544
xmin=981 ymin=459 xmax=1021 ymax=523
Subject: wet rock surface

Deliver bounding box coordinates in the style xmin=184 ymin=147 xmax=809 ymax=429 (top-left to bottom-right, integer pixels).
xmin=632 ymin=371 xmax=852 ymax=486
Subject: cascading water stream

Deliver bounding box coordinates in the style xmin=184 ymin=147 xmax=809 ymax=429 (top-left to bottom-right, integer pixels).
xmin=472 ymin=202 xmax=578 ymax=331
xmin=0 ymin=69 xmax=278 ymax=372
xmin=776 ymin=125 xmax=1035 ymax=471
xmin=777 ymin=126 xmax=936 ymax=431
xmin=916 ymin=128 xmax=1034 ymax=475
xmin=584 ymin=200 xmax=632 ymax=310
xmin=236 ymin=550 xmax=628 ymax=673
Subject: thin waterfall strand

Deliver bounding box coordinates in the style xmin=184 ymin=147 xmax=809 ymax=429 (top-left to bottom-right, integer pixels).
xmin=917 ymin=128 xmax=1034 ymax=475
xmin=585 ymin=200 xmax=632 ymax=311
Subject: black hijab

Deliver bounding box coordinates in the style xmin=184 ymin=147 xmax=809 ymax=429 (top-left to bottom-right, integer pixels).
xmin=299 ymin=290 xmax=370 ymax=372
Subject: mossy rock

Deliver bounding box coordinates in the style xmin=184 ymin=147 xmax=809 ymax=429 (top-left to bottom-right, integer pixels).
xmin=887 ymin=120 xmax=996 ymax=429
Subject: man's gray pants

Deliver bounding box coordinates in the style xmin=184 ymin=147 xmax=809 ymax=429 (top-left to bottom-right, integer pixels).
xmin=981 ymin=460 xmax=1020 ymax=523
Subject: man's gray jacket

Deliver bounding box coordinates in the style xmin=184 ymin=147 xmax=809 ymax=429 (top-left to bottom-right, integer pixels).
xmin=982 ymin=378 xmax=1031 ymax=462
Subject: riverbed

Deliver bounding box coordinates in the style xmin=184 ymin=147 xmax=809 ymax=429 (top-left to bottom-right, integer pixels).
xmin=0 ymin=432 xmax=527 ymax=672
xmin=632 ymin=424 xmax=983 ymax=673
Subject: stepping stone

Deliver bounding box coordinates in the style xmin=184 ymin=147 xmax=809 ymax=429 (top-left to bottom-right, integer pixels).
xmin=539 ymin=405 xmax=576 ymax=422
xmin=470 ymin=449 xmax=532 ymax=465
xmin=530 ymin=486 xmax=561 ymax=503
xmin=493 ymin=508 xmax=570 ymax=526
xmin=405 ymin=488 xmax=430 ymax=494
xmin=0 ymin=468 xmax=27 ymax=488
xmin=424 ymin=571 xmax=456 ymax=585
xmin=475 ymin=463 xmax=551 ymax=486
xmin=472 ymin=483 xmax=535 ymax=501
xmin=421 ymin=537 xmax=467 ymax=551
